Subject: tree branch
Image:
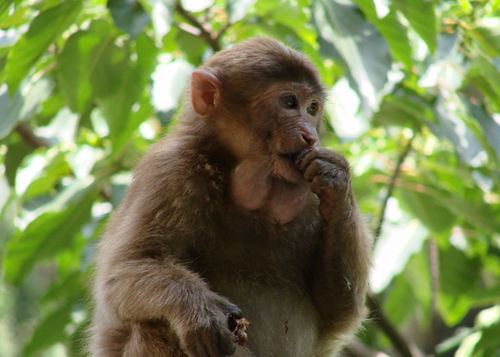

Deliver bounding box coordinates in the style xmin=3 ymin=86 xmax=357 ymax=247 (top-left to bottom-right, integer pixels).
xmin=175 ymin=1 xmax=221 ymax=52
xmin=373 ymin=133 xmax=415 ymax=243
xmin=15 ymin=123 xmax=50 ymax=149
xmin=368 ymin=132 xmax=419 ymax=357
xmin=367 ymin=294 xmax=417 ymax=357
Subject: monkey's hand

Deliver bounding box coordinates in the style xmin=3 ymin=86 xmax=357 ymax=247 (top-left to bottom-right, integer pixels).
xmin=296 ymin=147 xmax=352 ymax=222
xmin=179 ymin=293 xmax=243 ymax=357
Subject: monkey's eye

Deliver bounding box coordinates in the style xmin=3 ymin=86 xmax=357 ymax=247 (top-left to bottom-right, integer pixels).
xmin=280 ymin=95 xmax=298 ymax=109
xmin=307 ymin=102 xmax=319 ymax=116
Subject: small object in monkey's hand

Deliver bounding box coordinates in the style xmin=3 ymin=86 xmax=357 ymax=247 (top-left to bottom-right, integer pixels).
xmin=228 ymin=314 xmax=250 ymax=346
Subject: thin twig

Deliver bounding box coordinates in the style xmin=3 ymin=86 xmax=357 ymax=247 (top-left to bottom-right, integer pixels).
xmin=368 ymin=132 xmax=419 ymax=357
xmin=373 ymin=133 xmax=416 ymax=242
xmin=175 ymin=1 xmax=221 ymax=52
xmin=15 ymin=123 xmax=50 ymax=149
xmin=368 ymin=294 xmax=415 ymax=357
xmin=215 ymin=22 xmax=231 ymax=42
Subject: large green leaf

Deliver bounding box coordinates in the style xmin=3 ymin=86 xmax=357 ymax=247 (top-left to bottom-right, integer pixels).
xmin=438 ymin=246 xmax=481 ymax=325
xmin=4 ymin=0 xmax=82 ymax=93
xmin=227 ymin=0 xmax=256 ymax=23
xmin=373 ymin=94 xmax=435 ymax=128
xmin=0 ymin=0 xmax=20 ymax=16
xmin=23 ymin=301 xmax=74 ymax=357
xmin=90 ymin=33 xmax=157 ymax=152
xmin=467 ymin=56 xmax=500 ymax=112
xmin=313 ymin=0 xmax=391 ymax=112
xmin=0 ymin=78 xmax=51 ymax=139
xmin=352 ymin=0 xmax=413 ymax=70
xmin=3 ymin=182 xmax=96 ymax=285
xmin=394 ymin=0 xmax=437 ymax=53
xmin=108 ymin=0 xmax=150 ymax=39
xmin=57 ymin=20 xmax=113 ymax=113
xmin=400 ymin=176 xmax=500 ymax=234
xmin=397 ymin=187 xmax=456 ymax=233
xmin=471 ymin=18 xmax=500 ymax=57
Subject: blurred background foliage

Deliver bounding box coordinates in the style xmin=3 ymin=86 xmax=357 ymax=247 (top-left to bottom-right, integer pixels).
xmin=0 ymin=0 xmax=499 ymax=356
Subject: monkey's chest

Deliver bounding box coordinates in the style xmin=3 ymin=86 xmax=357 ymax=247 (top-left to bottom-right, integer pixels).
xmin=213 ymin=277 xmax=321 ymax=357
xmin=192 ymin=230 xmax=322 ymax=356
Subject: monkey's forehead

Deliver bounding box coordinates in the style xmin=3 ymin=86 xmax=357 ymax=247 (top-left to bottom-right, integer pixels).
xmin=201 ymin=37 xmax=324 ymax=93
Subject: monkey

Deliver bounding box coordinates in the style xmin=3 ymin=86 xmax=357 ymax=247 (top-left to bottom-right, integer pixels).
xmin=89 ymin=37 xmax=371 ymax=357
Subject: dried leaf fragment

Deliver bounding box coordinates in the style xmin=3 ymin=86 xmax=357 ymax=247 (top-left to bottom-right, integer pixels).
xmin=229 ymin=317 xmax=250 ymax=346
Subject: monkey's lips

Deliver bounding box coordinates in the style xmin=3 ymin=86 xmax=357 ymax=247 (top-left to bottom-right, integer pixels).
xmin=274 ymin=152 xmax=304 ymax=184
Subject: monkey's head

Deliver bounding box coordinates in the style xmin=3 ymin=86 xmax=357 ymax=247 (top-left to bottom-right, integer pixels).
xmin=190 ymin=37 xmax=325 ymax=184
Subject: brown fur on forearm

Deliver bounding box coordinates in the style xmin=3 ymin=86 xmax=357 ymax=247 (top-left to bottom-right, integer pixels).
xmin=99 ymin=258 xmax=212 ymax=324
xmin=313 ymin=195 xmax=371 ymax=330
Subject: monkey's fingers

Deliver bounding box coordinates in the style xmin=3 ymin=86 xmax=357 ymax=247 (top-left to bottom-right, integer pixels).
xmin=229 ymin=317 xmax=250 ymax=346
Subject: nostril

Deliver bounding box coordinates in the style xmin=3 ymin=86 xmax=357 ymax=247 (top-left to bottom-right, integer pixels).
xmin=301 ymin=132 xmax=318 ymax=147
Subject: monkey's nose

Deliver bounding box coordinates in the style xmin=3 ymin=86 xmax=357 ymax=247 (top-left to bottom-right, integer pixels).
xmin=300 ymin=130 xmax=319 ymax=147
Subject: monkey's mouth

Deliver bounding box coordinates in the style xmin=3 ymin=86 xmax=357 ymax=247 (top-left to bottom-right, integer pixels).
xmin=274 ymin=152 xmax=304 ymax=183
xmin=278 ymin=152 xmax=300 ymax=162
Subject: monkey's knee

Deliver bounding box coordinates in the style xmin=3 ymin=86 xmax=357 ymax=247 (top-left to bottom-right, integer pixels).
xmin=123 ymin=321 xmax=185 ymax=357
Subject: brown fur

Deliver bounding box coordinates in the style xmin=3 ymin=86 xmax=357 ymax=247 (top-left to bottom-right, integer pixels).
xmin=89 ymin=37 xmax=371 ymax=357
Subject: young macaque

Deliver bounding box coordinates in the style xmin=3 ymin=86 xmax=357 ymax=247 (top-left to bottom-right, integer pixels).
xmin=90 ymin=37 xmax=371 ymax=357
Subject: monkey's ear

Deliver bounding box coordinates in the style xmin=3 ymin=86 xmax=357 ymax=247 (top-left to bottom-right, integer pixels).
xmin=191 ymin=70 xmax=222 ymax=117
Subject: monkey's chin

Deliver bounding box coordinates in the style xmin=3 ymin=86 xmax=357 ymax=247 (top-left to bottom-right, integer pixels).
xmin=273 ymin=155 xmax=304 ymax=184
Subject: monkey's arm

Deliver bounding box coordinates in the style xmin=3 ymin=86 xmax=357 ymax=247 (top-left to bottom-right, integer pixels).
xmin=297 ymin=148 xmax=371 ymax=330
xmin=98 ymin=254 xmax=240 ymax=356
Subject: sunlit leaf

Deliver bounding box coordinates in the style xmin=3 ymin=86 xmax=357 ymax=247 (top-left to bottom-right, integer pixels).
xmin=108 ymin=0 xmax=150 ymax=39
xmin=23 ymin=301 xmax=74 ymax=356
xmin=313 ymin=0 xmax=391 ymax=112
xmin=397 ymin=187 xmax=455 ymax=233
xmin=352 ymin=0 xmax=413 ymax=70
xmin=57 ymin=20 xmax=114 ymax=113
xmin=394 ymin=0 xmax=437 ymax=53
xmin=373 ymin=94 xmax=435 ymax=128
xmin=4 ymin=0 xmax=82 ymax=93
xmin=227 ymin=0 xmax=256 ymax=23
xmin=471 ymin=18 xmax=500 ymax=57
xmin=0 ymin=78 xmax=51 ymax=139
xmin=438 ymin=246 xmax=480 ymax=325
xmin=3 ymin=182 xmax=97 ymax=285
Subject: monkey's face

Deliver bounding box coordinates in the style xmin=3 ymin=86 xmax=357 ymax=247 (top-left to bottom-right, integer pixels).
xmin=190 ymin=70 xmax=323 ymax=184
xmin=251 ymin=82 xmax=323 ymax=184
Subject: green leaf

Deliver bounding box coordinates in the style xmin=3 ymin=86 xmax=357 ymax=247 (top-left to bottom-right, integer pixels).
xmin=57 ymin=21 xmax=113 ymax=113
xmin=227 ymin=0 xmax=256 ymax=23
xmin=397 ymin=187 xmax=455 ymax=233
xmin=373 ymin=94 xmax=435 ymax=128
xmin=401 ymin=176 xmax=500 ymax=234
xmin=0 ymin=85 xmax=23 ymax=139
xmin=149 ymin=0 xmax=175 ymax=42
xmin=438 ymin=246 xmax=481 ymax=325
xmin=313 ymin=0 xmax=391 ymax=112
xmin=255 ymin=0 xmax=316 ymax=44
xmin=0 ymin=0 xmax=19 ymax=16
xmin=22 ymin=152 xmax=72 ymax=202
xmin=394 ymin=0 xmax=437 ymax=53
xmin=4 ymin=0 xmax=82 ymax=93
xmin=467 ymin=56 xmax=500 ymax=112
xmin=4 ymin=135 xmax=31 ymax=186
xmin=108 ymin=0 xmax=150 ymax=39
xmin=0 ymin=78 xmax=52 ymax=139
xmin=471 ymin=18 xmax=500 ymax=57
xmin=3 ymin=182 xmax=96 ymax=285
xmin=23 ymin=301 xmax=74 ymax=356
xmin=352 ymin=0 xmax=413 ymax=70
